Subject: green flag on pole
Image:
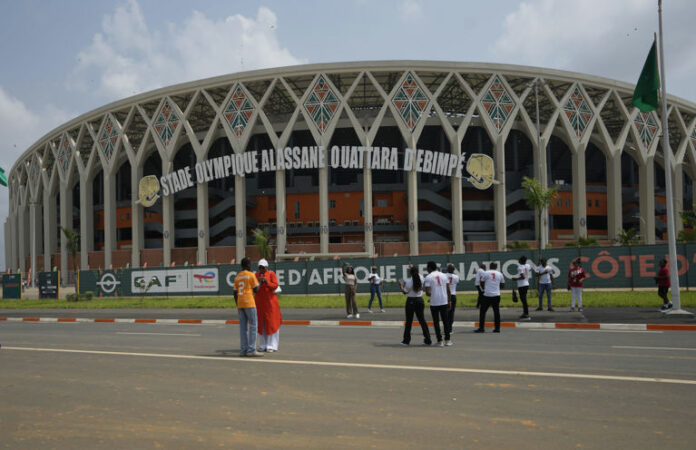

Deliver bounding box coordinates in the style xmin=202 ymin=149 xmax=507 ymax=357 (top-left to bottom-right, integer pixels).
xmin=0 ymin=167 xmax=7 ymax=187
xmin=632 ymin=39 xmax=659 ymax=113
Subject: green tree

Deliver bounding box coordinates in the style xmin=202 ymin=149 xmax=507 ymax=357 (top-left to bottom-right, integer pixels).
xmin=615 ymin=227 xmax=640 ymax=246
xmin=252 ymin=227 xmax=272 ymax=260
xmin=521 ymin=176 xmax=558 ymax=261
xmin=564 ymin=236 xmax=599 ymax=248
xmin=61 ymin=227 xmax=80 ymax=293
xmin=678 ymin=208 xmax=696 ymax=242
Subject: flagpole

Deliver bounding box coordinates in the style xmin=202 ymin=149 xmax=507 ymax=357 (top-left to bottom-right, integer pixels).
xmin=657 ymin=0 xmax=692 ymax=316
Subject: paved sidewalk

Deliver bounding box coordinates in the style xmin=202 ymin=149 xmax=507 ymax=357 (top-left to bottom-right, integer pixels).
xmin=1 ymin=306 xmax=694 ymax=325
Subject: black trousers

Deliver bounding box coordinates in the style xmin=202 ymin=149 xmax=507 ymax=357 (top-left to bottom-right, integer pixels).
xmin=518 ymin=286 xmax=529 ymax=315
xmin=478 ymin=295 xmax=501 ymax=331
xmin=476 ymin=287 xmax=483 ymax=308
xmin=403 ymin=297 xmax=431 ymax=344
xmin=430 ymin=304 xmax=451 ymax=342
xmin=447 ymin=295 xmax=457 ymax=330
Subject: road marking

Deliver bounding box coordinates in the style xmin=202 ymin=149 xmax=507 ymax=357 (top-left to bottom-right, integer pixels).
xmin=116 ymin=332 xmax=202 ymax=337
xmin=3 ymin=346 xmax=695 ymax=386
xmin=613 ymin=345 xmax=696 ymax=352
xmin=530 ymin=329 xmax=662 ymax=333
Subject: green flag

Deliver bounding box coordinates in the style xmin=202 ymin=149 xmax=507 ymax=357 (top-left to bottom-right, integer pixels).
xmin=0 ymin=167 xmax=6 ymax=187
xmin=632 ymin=39 xmax=659 ymax=113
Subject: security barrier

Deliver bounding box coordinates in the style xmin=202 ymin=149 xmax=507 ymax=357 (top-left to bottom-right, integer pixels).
xmin=78 ymin=244 xmax=696 ymax=297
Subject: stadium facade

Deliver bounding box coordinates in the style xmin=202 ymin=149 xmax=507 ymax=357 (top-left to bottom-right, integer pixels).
xmin=5 ymin=61 xmax=696 ymax=278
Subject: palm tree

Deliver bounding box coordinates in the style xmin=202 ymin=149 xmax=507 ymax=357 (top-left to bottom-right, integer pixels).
xmin=615 ymin=227 xmax=640 ymax=246
xmin=61 ymin=227 xmax=80 ymax=293
xmin=252 ymin=227 xmax=272 ymax=260
xmin=521 ymin=176 xmax=558 ymax=261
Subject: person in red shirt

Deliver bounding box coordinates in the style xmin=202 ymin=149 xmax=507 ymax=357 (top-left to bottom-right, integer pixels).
xmin=654 ymin=259 xmax=672 ymax=310
xmin=255 ymin=259 xmax=282 ymax=352
xmin=567 ymin=258 xmax=587 ymax=312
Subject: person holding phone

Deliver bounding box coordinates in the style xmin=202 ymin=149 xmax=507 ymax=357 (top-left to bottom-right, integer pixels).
xmin=399 ymin=265 xmax=431 ymax=346
xmin=233 ymin=257 xmax=263 ymax=357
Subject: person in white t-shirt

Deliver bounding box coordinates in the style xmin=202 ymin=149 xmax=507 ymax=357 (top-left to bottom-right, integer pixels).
xmin=398 ymin=265 xmax=432 ymax=346
xmin=474 ymin=263 xmax=487 ymax=309
xmin=475 ymin=262 xmax=505 ymax=333
xmin=424 ymin=261 xmax=452 ymax=346
xmin=367 ymin=266 xmax=384 ymax=313
xmin=512 ymin=256 xmax=532 ymax=320
xmin=536 ymin=258 xmax=554 ymax=311
xmin=445 ymin=263 xmax=460 ymax=331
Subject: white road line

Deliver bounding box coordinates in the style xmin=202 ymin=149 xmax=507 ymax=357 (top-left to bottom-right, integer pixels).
xmin=613 ymin=345 xmax=696 ymax=352
xmin=529 ymin=329 xmax=662 ymax=333
xmin=116 ymin=332 xmax=202 ymax=337
xmin=3 ymin=346 xmax=695 ymax=386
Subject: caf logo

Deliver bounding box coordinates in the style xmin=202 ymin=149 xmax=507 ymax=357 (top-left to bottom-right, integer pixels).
xmin=466 ymin=154 xmax=498 ymax=190
xmin=137 ymin=175 xmax=160 ymax=207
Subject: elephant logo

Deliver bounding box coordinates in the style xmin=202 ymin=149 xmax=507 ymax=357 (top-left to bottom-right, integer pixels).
xmin=137 ymin=175 xmax=160 ymax=207
xmin=465 ymin=154 xmax=498 ymax=190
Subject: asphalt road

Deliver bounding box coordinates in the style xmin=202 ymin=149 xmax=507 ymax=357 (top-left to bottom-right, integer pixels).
xmin=2 ymin=321 xmax=696 ymax=449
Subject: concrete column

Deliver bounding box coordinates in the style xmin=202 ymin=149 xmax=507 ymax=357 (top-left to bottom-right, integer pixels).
xmin=43 ymin=189 xmax=57 ymax=271
xmin=18 ymin=207 xmax=27 ymax=273
xmin=493 ymin=139 xmax=506 ymax=250
xmin=319 ymin=146 xmax=329 ymax=254
xmin=673 ymin=165 xmax=684 ymax=233
xmin=639 ymin=157 xmax=656 ymax=244
xmin=450 ymin=137 xmax=463 ymax=253
xmin=59 ymin=184 xmax=73 ymax=279
xmin=80 ymin=175 xmax=94 ymax=269
xmin=130 ymin=164 xmax=143 ymax=268
xmin=363 ymin=165 xmax=374 ymax=256
xmin=162 ymin=159 xmax=174 ymax=266
xmin=196 ymin=181 xmax=209 ymax=264
xmin=572 ymin=148 xmax=587 ymax=239
xmin=103 ymin=173 xmax=116 ymax=268
xmin=539 ymin=137 xmax=549 ymax=248
xmin=606 ymin=152 xmax=623 ymax=240
xmin=275 ymin=170 xmax=287 ymax=256
xmin=235 ymin=174 xmax=245 ymax=262
xmin=407 ymin=138 xmax=419 ymax=256
xmin=30 ymin=202 xmax=39 ymax=285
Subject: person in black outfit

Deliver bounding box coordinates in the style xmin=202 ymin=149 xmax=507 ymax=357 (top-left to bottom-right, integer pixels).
xmin=399 ymin=265 xmax=432 ymax=346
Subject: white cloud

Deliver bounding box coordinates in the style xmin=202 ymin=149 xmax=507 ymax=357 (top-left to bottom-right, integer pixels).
xmin=71 ymin=0 xmax=305 ymax=100
xmin=491 ymin=0 xmax=696 ymax=102
xmin=399 ymin=0 xmax=423 ymax=22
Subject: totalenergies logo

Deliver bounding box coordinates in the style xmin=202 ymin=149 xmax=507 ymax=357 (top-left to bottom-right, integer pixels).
xmin=193 ymin=271 xmax=216 ymax=284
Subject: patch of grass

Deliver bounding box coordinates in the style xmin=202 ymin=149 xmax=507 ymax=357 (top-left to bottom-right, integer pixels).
xmin=1 ymin=290 xmax=695 ymax=309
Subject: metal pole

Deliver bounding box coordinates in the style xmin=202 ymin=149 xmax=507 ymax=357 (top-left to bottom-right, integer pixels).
xmin=658 ymin=0 xmax=691 ymax=316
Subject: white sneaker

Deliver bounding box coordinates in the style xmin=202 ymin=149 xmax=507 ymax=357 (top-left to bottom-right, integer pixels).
xmin=380 ymin=309 xmax=385 ymax=313
xmin=347 ymin=314 xmax=353 ymax=319
xmin=367 ymin=309 xmax=373 ymax=313
xmin=445 ymin=340 xmax=453 ymax=346
xmin=437 ymin=341 xmax=445 ymax=347
xmin=355 ymin=314 xmax=360 ymax=319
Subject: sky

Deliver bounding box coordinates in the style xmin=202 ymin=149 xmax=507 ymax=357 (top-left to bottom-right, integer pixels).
xmin=1 ymin=0 xmax=695 ymax=269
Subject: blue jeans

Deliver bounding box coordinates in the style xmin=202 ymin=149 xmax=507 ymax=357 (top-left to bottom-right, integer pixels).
xmin=239 ymin=307 xmax=258 ymax=354
xmin=538 ymin=283 xmax=552 ymax=309
xmin=368 ymin=284 xmax=383 ymax=309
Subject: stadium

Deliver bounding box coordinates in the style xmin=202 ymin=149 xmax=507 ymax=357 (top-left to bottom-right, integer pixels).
xmin=5 ymin=61 xmax=696 ymax=279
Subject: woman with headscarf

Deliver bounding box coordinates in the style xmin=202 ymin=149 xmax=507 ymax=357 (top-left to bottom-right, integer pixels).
xmin=255 ymin=259 xmax=281 ymax=352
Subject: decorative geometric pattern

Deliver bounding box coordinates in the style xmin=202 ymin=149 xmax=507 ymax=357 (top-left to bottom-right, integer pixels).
xmin=153 ymin=98 xmax=180 ymax=146
xmin=98 ymin=115 xmax=119 ymax=162
xmin=563 ymin=87 xmax=593 ymax=137
xmin=223 ymin=85 xmax=255 ymax=137
xmin=391 ymin=72 xmax=428 ymax=131
xmin=29 ymin=155 xmax=40 ymax=187
xmin=634 ymin=111 xmax=658 ymax=148
xmin=57 ymin=133 xmax=74 ymax=174
xmin=304 ymin=76 xmax=340 ymax=134
xmin=691 ymin=125 xmax=696 ymax=149
xmin=481 ymin=76 xmax=515 ymax=133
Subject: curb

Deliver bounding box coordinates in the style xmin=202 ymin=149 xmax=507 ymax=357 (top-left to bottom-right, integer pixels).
xmin=1 ymin=316 xmax=696 ymax=331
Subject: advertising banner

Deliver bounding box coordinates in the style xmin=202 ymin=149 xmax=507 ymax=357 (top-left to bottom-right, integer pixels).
xmin=2 ymin=273 xmax=22 ymax=299
xmin=78 ymin=244 xmax=696 ymax=297
xmin=38 ymin=272 xmax=60 ymax=299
